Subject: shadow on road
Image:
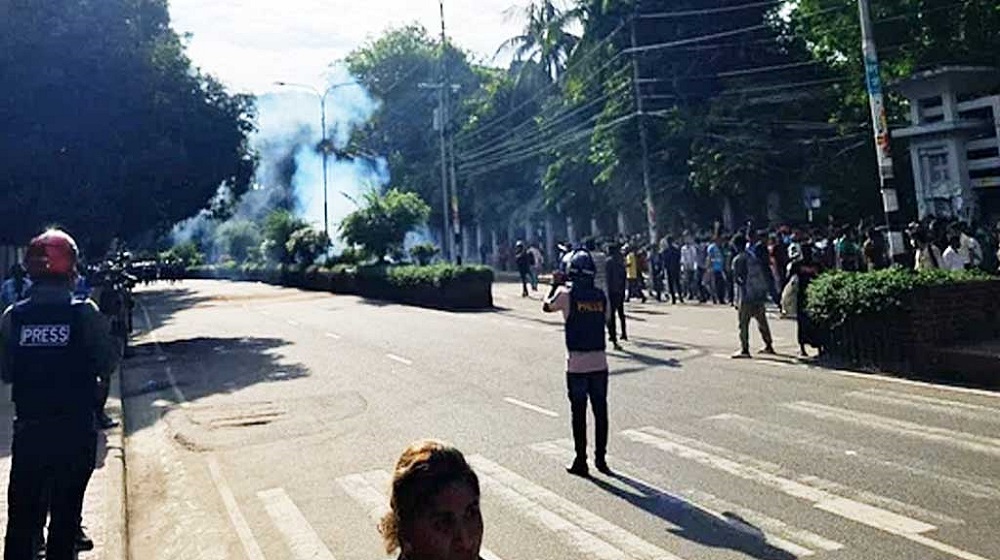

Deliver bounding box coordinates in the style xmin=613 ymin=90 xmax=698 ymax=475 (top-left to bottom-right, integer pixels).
xmin=591 ymin=473 xmax=797 ymax=560
xmin=121 ymin=334 xmax=310 ymax=437
xmin=132 ymin=286 xmax=214 ymax=333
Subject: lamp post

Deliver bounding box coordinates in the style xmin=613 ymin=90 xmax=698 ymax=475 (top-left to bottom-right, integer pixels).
xmin=274 ymin=80 xmax=355 ymax=239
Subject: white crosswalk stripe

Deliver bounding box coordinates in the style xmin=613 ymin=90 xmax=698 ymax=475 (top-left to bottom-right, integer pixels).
xmin=257 ymin=487 xmax=337 ymax=560
xmin=623 ymin=426 xmax=992 ymax=560
xmin=784 ymin=401 xmax=1000 ymax=457
xmin=469 ymin=455 xmax=686 ymax=560
xmin=707 ymin=412 xmax=1000 ymax=500
xmin=845 ymin=389 xmax=1000 ymax=425
xmin=529 ymin=439 xmax=845 ymax=557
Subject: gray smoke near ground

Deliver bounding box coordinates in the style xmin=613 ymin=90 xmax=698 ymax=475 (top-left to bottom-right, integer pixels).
xmin=172 ymin=65 xmax=390 ymax=260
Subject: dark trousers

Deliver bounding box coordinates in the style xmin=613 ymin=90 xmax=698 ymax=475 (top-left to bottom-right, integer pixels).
xmin=518 ymin=269 xmax=531 ymax=296
xmin=712 ymin=270 xmax=728 ymax=304
xmin=666 ymin=269 xmax=682 ymax=303
xmin=567 ymin=372 xmax=609 ymax=462
xmin=606 ymin=295 xmax=627 ymax=342
xmin=5 ymin=428 xmax=96 ymax=560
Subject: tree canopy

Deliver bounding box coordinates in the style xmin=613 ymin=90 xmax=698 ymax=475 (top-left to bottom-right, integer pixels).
xmin=0 ymin=0 xmax=255 ymax=254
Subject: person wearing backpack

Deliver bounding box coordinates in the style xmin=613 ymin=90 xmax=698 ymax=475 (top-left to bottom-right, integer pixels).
xmin=731 ymin=233 xmax=776 ymax=359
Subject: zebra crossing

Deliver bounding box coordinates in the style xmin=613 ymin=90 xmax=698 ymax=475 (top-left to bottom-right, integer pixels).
xmin=207 ymin=385 xmax=999 ymax=560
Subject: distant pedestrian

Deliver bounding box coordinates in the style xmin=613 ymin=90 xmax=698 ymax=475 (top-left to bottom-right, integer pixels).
xmin=789 ymin=245 xmax=824 ymax=357
xmin=661 ymin=236 xmax=683 ymax=304
xmin=731 ymin=233 xmax=776 ymax=359
xmin=543 ymin=250 xmax=612 ymax=477
xmin=624 ymin=245 xmax=646 ymax=303
xmin=604 ymin=243 xmax=627 ymax=349
xmin=528 ymin=243 xmax=544 ymax=291
xmin=514 ymin=241 xmax=532 ymax=297
xmin=941 ymin=236 xmax=967 ymax=271
xmin=378 ymin=440 xmax=484 ymax=560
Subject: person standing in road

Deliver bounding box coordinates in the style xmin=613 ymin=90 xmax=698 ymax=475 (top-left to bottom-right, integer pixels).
xmin=527 ymin=242 xmax=544 ymax=292
xmin=514 ymin=241 xmax=533 ymax=297
xmin=604 ymin=242 xmax=627 ymax=349
xmin=1 ymin=229 xmax=118 ymax=560
xmin=543 ymin=250 xmax=612 ymax=477
xmin=661 ymin=236 xmax=683 ymax=304
xmin=379 ymin=440 xmax=484 ymax=560
xmin=731 ymin=233 xmax=776 ymax=359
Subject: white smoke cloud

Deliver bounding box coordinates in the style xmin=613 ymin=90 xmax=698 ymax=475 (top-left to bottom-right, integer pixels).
xmin=173 ymin=64 xmax=391 ymax=257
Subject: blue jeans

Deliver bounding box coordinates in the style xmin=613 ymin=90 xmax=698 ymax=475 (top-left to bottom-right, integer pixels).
xmin=566 ymin=372 xmax=609 ymax=462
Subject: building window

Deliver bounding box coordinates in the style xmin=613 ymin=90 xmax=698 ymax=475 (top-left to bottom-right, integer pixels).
xmin=919 ymin=148 xmax=951 ymax=189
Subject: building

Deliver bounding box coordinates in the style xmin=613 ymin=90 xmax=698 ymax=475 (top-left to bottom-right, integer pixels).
xmin=892 ymin=66 xmax=1000 ymax=224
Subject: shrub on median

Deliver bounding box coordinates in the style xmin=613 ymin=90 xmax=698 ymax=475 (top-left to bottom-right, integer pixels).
xmin=805 ymin=267 xmax=990 ymax=329
xmin=185 ymin=263 xmax=493 ymax=310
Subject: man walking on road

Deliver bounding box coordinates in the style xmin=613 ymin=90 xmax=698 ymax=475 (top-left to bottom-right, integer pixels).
xmin=543 ymin=250 xmax=612 ymax=477
xmin=731 ymin=233 xmax=776 ymax=359
xmin=604 ymin=242 xmax=627 ymax=349
xmin=1 ymin=229 xmax=118 ymax=560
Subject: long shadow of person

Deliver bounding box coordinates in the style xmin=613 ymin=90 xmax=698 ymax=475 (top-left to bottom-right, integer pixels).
xmin=589 ymin=472 xmax=798 ymax=560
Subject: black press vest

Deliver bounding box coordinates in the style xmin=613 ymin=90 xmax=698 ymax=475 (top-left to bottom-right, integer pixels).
xmin=565 ymin=285 xmax=607 ymax=352
xmin=7 ymin=298 xmax=95 ymax=423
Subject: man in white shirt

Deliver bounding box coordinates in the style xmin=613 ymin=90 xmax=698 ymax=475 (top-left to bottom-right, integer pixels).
xmin=941 ymin=236 xmax=968 ymax=271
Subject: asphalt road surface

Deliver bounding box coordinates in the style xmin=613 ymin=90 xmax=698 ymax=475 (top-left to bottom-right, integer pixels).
xmin=122 ymin=279 xmax=1000 ymax=560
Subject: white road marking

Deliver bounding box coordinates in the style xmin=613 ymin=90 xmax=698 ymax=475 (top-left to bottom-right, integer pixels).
xmin=846 ymin=389 xmax=1000 ymax=424
xmin=504 ymin=397 xmax=559 ymax=418
xmin=207 ymin=457 xmax=266 ymax=560
xmin=139 ymin=305 xmax=188 ymax=405
xmin=624 ymin=427 xmax=990 ymax=560
xmin=469 ymin=455 xmax=687 ymax=560
xmin=700 ymin=329 xmax=721 ymax=335
xmin=386 ymin=354 xmax=413 ymax=366
xmin=784 ymin=401 xmax=1000 ymax=457
xmin=286 ymin=319 xmax=301 ymax=327
xmin=631 ymin=426 xmax=960 ymax=527
xmin=530 ymin=440 xmax=842 ymax=557
xmin=324 ymin=332 xmax=342 ymax=340
xmin=812 ymin=367 xmax=1000 ymax=400
xmin=707 ymin=413 xmax=1000 ymax=500
xmin=336 ymin=470 xmax=505 ymax=560
xmin=257 ymin=487 xmax=337 ymax=560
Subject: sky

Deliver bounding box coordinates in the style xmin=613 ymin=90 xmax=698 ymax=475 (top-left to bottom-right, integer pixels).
xmin=168 ymin=0 xmax=540 ymax=94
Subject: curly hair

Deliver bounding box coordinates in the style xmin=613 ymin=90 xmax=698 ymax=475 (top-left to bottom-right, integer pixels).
xmin=378 ymin=440 xmax=480 ymax=555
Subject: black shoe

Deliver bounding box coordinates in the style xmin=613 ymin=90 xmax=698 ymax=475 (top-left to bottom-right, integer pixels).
xmin=595 ymin=459 xmax=613 ymax=475
xmin=75 ymin=527 xmax=94 ymax=551
xmin=620 ymin=334 xmax=628 ymax=341
xmin=565 ymin=459 xmax=589 ymax=477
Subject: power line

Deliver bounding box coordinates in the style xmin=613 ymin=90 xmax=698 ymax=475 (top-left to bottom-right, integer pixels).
xmin=459 ymin=113 xmax=637 ymax=177
xmin=454 ymin=22 xmax=627 ymax=144
xmin=457 ymin=81 xmax=630 ymax=162
xmin=639 ymin=0 xmax=783 ymax=19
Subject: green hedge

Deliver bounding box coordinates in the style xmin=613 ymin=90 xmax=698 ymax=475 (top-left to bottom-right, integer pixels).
xmin=186 ymin=263 xmax=494 ymax=310
xmin=806 ymin=267 xmax=989 ymax=329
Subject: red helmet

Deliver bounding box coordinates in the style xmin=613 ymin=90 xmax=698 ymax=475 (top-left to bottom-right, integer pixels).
xmin=24 ymin=229 xmax=79 ymax=279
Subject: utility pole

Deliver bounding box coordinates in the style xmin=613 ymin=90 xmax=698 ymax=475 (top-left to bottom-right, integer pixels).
xmin=858 ymin=0 xmax=903 ymax=261
xmin=441 ymin=0 xmax=463 ymax=264
xmin=630 ymin=7 xmax=657 ymax=248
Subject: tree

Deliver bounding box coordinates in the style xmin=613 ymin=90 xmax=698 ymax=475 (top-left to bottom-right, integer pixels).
xmin=346 ymin=26 xmax=481 ymax=236
xmin=498 ymin=0 xmax=582 ymax=83
xmin=261 ymin=209 xmax=309 ymax=264
xmin=0 ymin=0 xmax=255 ymax=252
xmin=285 ymin=227 xmax=331 ymax=266
xmin=215 ymin=220 xmax=261 ymax=263
xmin=340 ymin=189 xmax=431 ymax=261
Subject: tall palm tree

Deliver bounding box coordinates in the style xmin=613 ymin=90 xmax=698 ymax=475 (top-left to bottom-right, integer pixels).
xmin=496 ymin=0 xmax=582 ymax=83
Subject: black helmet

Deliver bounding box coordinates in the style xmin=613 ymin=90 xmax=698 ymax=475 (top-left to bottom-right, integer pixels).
xmin=567 ymin=250 xmax=596 ymax=283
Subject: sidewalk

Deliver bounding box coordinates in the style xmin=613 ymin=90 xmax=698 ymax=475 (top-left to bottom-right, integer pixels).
xmin=0 ymin=374 xmax=128 ymax=560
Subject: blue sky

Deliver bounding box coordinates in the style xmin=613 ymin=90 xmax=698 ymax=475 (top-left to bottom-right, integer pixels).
xmin=168 ymin=0 xmax=540 ymax=93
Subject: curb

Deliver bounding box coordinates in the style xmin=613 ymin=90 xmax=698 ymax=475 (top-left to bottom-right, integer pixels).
xmin=102 ymin=368 xmax=129 ymax=560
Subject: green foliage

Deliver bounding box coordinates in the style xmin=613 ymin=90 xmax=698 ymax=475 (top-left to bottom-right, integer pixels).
xmin=383 ymin=264 xmax=494 ymax=288
xmin=339 ymin=189 xmax=431 ymax=260
xmin=261 ymin=209 xmax=309 ymax=264
xmin=806 ymin=267 xmax=992 ymax=328
xmin=409 ymin=242 xmax=440 ymax=265
xmin=285 ymin=227 xmax=330 ymax=265
xmin=160 ymin=242 xmax=204 ymax=268
xmin=215 ymin=220 xmax=261 ymax=263
xmin=0 ymin=0 xmax=254 ymax=252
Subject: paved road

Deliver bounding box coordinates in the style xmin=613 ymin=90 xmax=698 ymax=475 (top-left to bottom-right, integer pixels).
xmin=123 ymin=279 xmax=999 ymax=560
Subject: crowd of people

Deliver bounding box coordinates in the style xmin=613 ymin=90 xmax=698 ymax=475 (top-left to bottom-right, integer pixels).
xmin=517 ymin=216 xmax=1000 ymax=358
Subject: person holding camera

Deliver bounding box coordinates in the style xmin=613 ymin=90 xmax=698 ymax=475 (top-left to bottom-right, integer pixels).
xmin=543 ymin=250 xmax=612 ymax=477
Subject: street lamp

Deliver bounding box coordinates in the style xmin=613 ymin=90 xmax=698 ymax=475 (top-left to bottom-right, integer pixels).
xmin=274 ymin=80 xmax=355 ymax=239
